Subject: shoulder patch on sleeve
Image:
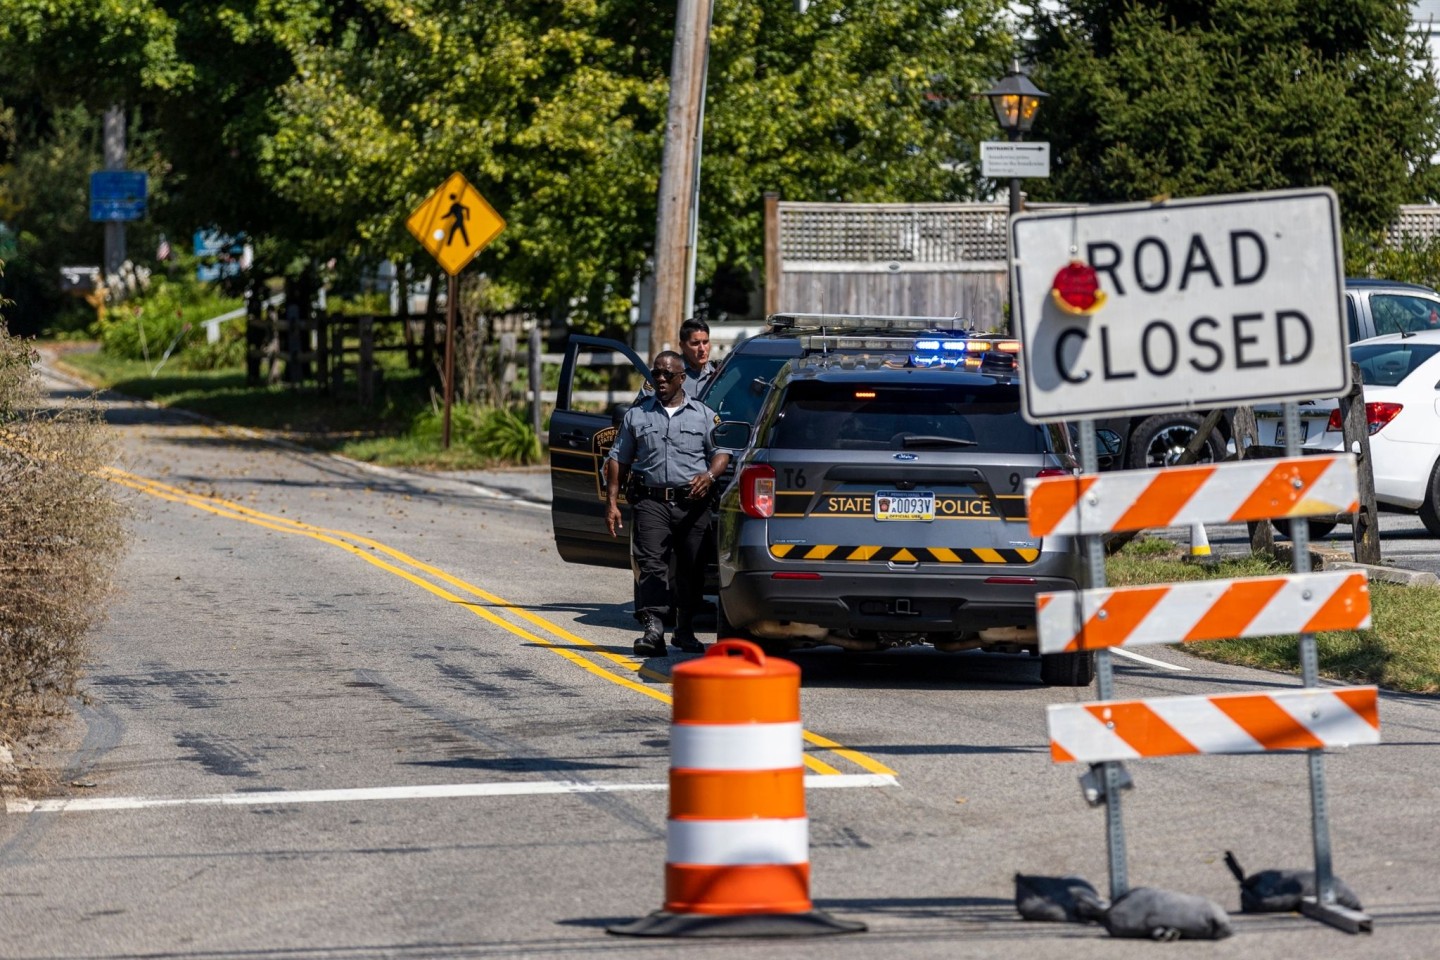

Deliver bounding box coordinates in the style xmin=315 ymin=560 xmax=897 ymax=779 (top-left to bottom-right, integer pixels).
xmin=714 ymin=413 xmax=721 ymax=424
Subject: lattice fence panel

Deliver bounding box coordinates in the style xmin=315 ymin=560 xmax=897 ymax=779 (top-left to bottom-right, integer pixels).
xmin=1388 ymin=205 xmax=1440 ymax=245
xmin=779 ymin=203 xmax=1010 ymax=263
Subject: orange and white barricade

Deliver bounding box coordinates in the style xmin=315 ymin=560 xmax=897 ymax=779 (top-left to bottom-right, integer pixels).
xmin=1048 ymin=687 xmax=1380 ymax=763
xmin=1026 ymin=455 xmax=1358 ymax=538
xmin=609 ymin=640 xmax=864 ymax=937
xmin=1036 ymin=570 xmax=1371 ymax=654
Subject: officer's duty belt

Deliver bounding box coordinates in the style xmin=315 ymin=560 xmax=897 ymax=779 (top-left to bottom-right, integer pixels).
xmin=632 ymin=483 xmax=696 ymax=503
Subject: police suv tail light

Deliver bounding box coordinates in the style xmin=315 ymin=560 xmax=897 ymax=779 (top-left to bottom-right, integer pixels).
xmin=1035 ymin=468 xmax=1070 ymax=479
xmin=1326 ymin=402 xmax=1403 ymax=435
xmin=740 ymin=465 xmax=776 ymax=518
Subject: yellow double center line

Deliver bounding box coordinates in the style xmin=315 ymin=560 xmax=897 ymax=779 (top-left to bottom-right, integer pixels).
xmin=104 ymin=466 xmax=895 ymax=779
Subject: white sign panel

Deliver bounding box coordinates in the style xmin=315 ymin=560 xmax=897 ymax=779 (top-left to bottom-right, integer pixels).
xmin=1011 ymin=189 xmax=1349 ymax=424
xmin=981 ymin=141 xmax=1050 ymax=178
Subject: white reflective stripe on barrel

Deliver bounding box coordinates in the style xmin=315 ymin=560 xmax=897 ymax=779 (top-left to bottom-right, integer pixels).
xmin=670 ymin=722 xmax=804 ymax=771
xmin=667 ymin=818 xmax=809 ymax=866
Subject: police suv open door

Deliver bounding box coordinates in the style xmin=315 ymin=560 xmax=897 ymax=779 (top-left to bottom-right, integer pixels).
xmin=548 ymin=335 xmax=653 ymax=568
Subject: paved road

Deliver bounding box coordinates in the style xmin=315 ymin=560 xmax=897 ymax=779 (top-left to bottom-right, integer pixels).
xmin=2 ymin=368 xmax=1438 ymax=959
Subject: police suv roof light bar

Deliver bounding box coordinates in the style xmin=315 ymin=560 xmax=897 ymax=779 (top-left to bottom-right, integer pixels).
xmin=768 ymin=313 xmax=975 ymax=334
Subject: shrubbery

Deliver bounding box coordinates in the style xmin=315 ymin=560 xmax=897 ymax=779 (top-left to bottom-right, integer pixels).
xmin=0 ymin=321 xmax=130 ymax=757
xmin=410 ymin=401 xmax=542 ymax=465
xmin=97 ymin=278 xmax=243 ymax=369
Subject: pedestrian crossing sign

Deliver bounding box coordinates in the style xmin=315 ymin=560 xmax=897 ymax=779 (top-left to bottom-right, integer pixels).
xmin=406 ymin=172 xmax=506 ymax=276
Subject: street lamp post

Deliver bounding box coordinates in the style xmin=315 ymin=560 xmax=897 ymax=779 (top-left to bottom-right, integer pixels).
xmin=982 ymin=61 xmax=1048 ymax=218
xmin=982 ymin=61 xmax=1047 ymax=333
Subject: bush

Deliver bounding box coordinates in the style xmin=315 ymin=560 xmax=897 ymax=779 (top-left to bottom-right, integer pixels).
xmin=97 ymin=278 xmax=242 ymax=365
xmin=410 ymin=401 xmax=542 ymax=465
xmin=474 ymin=405 xmax=542 ymax=464
xmin=0 ymin=324 xmax=130 ymax=756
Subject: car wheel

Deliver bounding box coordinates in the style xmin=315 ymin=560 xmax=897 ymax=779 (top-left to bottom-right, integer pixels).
xmin=1127 ymin=413 xmax=1226 ymax=469
xmin=1040 ymin=651 xmax=1094 ymax=687
xmin=1420 ymin=457 xmax=1440 ymax=538
xmin=1260 ymin=518 xmax=1340 ymax=541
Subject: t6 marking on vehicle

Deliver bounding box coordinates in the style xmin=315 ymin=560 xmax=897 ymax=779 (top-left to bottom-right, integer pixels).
xmin=769 ymin=544 xmax=1041 ymax=563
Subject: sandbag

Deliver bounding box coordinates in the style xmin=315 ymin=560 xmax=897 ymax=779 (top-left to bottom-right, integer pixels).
xmin=1224 ymin=850 xmax=1363 ymax=913
xmin=1014 ymin=873 xmax=1106 ymax=923
xmin=1100 ymin=886 xmax=1233 ymax=941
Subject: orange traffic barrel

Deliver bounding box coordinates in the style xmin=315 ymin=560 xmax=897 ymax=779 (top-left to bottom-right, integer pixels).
xmin=609 ymin=640 xmax=865 ymax=937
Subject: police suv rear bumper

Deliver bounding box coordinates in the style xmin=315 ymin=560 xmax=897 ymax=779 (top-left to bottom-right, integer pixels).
xmin=720 ymin=560 xmax=1078 ymax=639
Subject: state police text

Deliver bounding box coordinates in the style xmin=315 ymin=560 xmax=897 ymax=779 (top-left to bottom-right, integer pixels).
xmin=1053 ymin=230 xmax=1316 ymax=384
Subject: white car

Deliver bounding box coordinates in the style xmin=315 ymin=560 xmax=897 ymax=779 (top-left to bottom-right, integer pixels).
xmin=1254 ymin=330 xmax=1440 ymax=537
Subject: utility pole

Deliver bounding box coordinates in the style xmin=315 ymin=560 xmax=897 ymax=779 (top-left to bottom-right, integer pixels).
xmin=103 ymin=106 xmax=127 ymax=278
xmin=651 ymin=0 xmax=712 ymax=359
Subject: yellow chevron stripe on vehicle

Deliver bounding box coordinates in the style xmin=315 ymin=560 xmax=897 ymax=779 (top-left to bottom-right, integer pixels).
xmin=769 ymin=545 xmax=1040 ymax=564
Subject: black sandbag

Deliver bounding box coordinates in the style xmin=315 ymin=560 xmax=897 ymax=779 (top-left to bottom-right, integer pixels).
xmin=1224 ymin=850 xmax=1363 ymax=913
xmin=1101 ymin=886 xmax=1233 ymax=941
xmin=1014 ymin=873 xmax=1106 ymax=923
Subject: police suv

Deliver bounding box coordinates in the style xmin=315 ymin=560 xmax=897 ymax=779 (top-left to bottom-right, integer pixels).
xmin=712 ymin=334 xmax=1091 ymax=686
xmin=548 ymin=314 xmax=982 ymax=569
xmin=546 ymin=315 xmax=1090 ymax=686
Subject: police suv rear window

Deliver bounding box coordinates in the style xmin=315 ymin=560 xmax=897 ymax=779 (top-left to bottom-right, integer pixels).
xmin=768 ymin=383 xmax=1047 ymax=453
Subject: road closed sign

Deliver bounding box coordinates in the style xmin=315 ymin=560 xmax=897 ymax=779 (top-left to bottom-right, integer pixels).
xmin=1010 ymin=188 xmax=1349 ymax=423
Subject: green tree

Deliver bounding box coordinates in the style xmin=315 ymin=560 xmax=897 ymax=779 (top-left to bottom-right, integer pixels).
xmin=255 ymin=0 xmax=1015 ymax=328
xmin=2 ymin=1 xmax=1017 ymax=331
xmin=1026 ymin=0 xmax=1440 ymax=231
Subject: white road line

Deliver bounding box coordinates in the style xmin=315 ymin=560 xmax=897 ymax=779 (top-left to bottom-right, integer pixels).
xmin=5 ymin=774 xmax=897 ymax=814
xmin=1110 ymin=647 xmax=1191 ymax=671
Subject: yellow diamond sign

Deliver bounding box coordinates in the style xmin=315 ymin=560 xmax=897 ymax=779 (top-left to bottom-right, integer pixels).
xmin=406 ymin=172 xmax=506 ymax=276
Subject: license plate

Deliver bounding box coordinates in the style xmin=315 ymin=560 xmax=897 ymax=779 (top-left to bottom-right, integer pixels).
xmin=1275 ymin=421 xmax=1309 ymax=444
xmin=874 ymin=490 xmax=935 ymax=521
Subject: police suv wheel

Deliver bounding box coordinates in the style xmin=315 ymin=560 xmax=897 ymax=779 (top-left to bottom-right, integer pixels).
xmin=1127 ymin=413 xmax=1225 ymax=469
xmin=1040 ymin=651 xmax=1094 ymax=687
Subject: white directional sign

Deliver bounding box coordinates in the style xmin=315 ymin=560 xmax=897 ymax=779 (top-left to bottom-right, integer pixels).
xmin=981 ymin=141 xmax=1050 ymax=178
xmin=1010 ymin=188 xmax=1349 ymax=423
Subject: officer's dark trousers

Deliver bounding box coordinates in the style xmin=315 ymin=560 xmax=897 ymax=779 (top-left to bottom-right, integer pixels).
xmin=632 ymin=496 xmax=712 ymax=622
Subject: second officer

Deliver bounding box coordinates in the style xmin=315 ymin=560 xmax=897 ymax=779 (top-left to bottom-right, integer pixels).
xmin=605 ymin=351 xmax=730 ymax=657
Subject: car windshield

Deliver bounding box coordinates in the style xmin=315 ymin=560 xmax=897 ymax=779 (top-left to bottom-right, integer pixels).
xmin=1351 ymin=342 xmax=1440 ymax=386
xmin=700 ymin=352 xmax=789 ymax=424
xmin=767 ymin=382 xmax=1047 ymax=453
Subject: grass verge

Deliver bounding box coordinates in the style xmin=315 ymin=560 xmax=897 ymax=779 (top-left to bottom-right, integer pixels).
xmin=53 ymin=345 xmax=541 ymax=471
xmin=1107 ymin=539 xmax=1440 ymax=695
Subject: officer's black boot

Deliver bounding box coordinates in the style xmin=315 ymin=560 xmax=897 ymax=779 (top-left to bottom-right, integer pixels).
xmin=634 ymin=613 xmax=666 ymax=658
xmin=672 ymin=611 xmax=705 ymax=653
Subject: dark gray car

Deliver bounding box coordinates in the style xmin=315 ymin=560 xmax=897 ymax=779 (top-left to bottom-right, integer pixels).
xmin=714 ymin=349 xmax=1091 ymax=686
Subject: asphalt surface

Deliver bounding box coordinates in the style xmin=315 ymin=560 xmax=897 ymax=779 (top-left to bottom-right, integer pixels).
xmin=1 ymin=363 xmax=1438 ymax=959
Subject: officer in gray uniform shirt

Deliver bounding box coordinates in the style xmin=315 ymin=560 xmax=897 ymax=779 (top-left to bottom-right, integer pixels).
xmin=679 ymin=317 xmax=715 ymax=398
xmin=605 ymin=351 xmax=730 ymax=657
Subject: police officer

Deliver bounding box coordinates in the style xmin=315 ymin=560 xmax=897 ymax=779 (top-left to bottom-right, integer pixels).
xmin=605 ymin=351 xmax=730 ymax=657
xmin=678 ymin=317 xmax=715 ymax=397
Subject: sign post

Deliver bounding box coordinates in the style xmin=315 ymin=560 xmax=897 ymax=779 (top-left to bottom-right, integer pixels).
xmin=406 ymin=172 xmax=506 ymax=449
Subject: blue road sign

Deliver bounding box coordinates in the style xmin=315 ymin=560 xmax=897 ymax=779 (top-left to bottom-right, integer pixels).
xmin=89 ymin=171 xmax=148 ymax=222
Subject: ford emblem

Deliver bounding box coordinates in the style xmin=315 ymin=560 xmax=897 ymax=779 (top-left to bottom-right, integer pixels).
xmin=893 ymin=453 xmax=918 ymax=461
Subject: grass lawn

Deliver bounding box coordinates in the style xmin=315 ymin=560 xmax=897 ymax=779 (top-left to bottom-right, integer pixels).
xmin=1107 ymin=538 xmax=1440 ymax=695
xmin=52 ymin=345 xmax=535 ymax=471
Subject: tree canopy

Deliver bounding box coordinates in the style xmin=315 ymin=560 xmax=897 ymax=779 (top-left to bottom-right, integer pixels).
xmin=1026 ymin=0 xmax=1440 ymax=231
xmin=0 ymin=0 xmax=1015 ymax=331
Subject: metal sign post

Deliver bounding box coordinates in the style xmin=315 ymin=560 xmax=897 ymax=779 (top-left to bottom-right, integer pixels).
xmin=1076 ymin=421 xmax=1128 ymax=898
xmin=1284 ymin=402 xmax=1373 ymax=934
xmin=406 ymin=172 xmax=507 ymax=451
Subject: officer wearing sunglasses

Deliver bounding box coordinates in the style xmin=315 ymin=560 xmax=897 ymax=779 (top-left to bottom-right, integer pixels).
xmin=604 ymin=351 xmax=730 ymax=657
